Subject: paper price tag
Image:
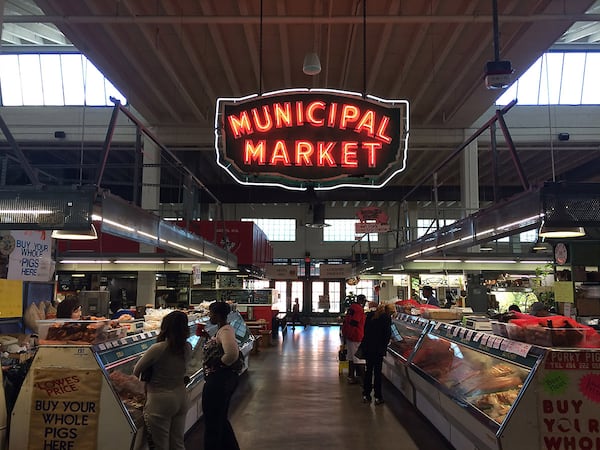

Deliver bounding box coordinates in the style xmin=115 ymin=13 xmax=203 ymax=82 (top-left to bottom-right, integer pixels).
xmin=480 ymin=335 xmax=490 ymax=346
xmin=466 ymin=330 xmax=474 ymax=341
xmin=492 ymin=337 xmax=502 ymax=349
xmin=132 ymin=335 xmax=140 ymax=341
xmin=452 ymin=326 xmax=460 ymax=337
xmin=98 ymin=343 xmax=106 ymax=351
xmin=473 ymin=332 xmax=483 ymax=342
xmin=434 ymin=322 xmax=442 ymax=330
xmin=505 ymin=341 xmax=532 ymax=358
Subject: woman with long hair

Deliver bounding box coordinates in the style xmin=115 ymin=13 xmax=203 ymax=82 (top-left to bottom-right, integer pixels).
xmin=202 ymin=301 xmax=242 ymax=450
xmin=133 ymin=310 xmax=191 ymax=450
xmin=361 ymin=303 xmax=394 ymax=405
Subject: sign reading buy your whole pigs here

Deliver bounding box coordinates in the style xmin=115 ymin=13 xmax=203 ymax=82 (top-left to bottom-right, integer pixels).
xmin=8 ymin=230 xmax=52 ymax=281
xmin=29 ymin=368 xmax=102 ymax=450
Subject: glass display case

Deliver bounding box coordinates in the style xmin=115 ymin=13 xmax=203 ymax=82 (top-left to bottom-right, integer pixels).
xmin=388 ymin=314 xmax=430 ymax=361
xmin=10 ymin=314 xmax=254 ymax=450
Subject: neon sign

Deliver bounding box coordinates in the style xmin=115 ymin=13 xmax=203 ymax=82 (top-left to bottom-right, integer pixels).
xmin=215 ymin=88 xmax=409 ymax=190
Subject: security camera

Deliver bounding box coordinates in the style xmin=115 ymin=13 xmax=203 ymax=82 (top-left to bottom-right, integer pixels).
xmin=484 ymin=60 xmax=513 ymax=90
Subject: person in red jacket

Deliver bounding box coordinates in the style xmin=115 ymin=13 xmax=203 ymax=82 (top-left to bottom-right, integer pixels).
xmin=341 ymin=294 xmax=367 ymax=384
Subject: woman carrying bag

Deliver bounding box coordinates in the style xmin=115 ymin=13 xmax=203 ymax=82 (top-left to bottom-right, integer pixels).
xmin=133 ymin=310 xmax=191 ymax=450
xmin=202 ymin=301 xmax=243 ymax=450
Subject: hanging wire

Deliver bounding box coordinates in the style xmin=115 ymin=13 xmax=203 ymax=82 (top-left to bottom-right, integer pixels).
xmin=362 ymin=0 xmax=367 ymax=97
xmin=259 ymin=0 xmax=264 ymax=96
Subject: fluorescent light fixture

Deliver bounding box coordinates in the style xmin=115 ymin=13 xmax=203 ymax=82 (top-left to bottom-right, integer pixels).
xmin=479 ymin=246 xmax=493 ymax=251
xmin=463 ymin=260 xmax=516 ymax=264
xmin=476 ymin=228 xmax=495 ymax=237
xmin=413 ymin=259 xmax=462 ymax=263
xmin=59 ymin=260 xmax=111 ymax=264
xmin=498 ymin=214 xmax=543 ymax=230
xmin=167 ymin=240 xmax=189 ymax=250
xmin=101 ymin=217 xmax=135 ymax=232
xmin=137 ymin=230 xmax=158 ymax=240
xmin=114 ymin=260 xmax=164 ymax=264
xmin=51 ymin=224 xmax=98 ymax=240
xmin=71 ymin=274 xmax=86 ymax=277
xmin=519 ymin=260 xmax=553 ymax=264
xmin=0 ymin=209 xmax=53 ymax=215
xmin=167 ymin=260 xmax=211 ymax=264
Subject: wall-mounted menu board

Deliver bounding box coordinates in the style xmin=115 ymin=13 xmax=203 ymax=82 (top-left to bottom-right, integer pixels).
xmin=190 ymin=289 xmax=219 ymax=304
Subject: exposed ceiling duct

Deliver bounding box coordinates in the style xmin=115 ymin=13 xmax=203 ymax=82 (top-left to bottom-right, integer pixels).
xmin=383 ymin=183 xmax=600 ymax=268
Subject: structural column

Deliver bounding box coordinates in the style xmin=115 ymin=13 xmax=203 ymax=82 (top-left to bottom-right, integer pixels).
xmin=136 ymin=131 xmax=160 ymax=306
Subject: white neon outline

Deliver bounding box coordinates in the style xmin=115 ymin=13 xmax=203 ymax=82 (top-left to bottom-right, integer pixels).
xmin=215 ymin=88 xmax=410 ymax=191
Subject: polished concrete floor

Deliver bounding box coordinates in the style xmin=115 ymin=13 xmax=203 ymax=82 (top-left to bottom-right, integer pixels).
xmin=185 ymin=325 xmax=455 ymax=450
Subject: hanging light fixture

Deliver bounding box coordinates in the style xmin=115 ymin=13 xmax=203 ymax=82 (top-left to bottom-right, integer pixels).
xmin=538 ymin=221 xmax=585 ymax=239
xmin=302 ymin=52 xmax=321 ymax=75
xmin=51 ymin=224 xmax=98 ymax=240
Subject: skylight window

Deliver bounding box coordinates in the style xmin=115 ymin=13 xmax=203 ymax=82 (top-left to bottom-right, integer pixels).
xmin=0 ymin=53 xmax=126 ymax=107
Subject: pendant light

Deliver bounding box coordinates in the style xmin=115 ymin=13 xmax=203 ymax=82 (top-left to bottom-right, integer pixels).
xmin=51 ymin=223 xmax=98 ymax=240
xmin=538 ymin=221 xmax=585 ymax=239
xmin=302 ymin=52 xmax=321 ymax=76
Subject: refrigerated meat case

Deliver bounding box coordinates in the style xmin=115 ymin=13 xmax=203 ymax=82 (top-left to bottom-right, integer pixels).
xmin=9 ymin=314 xmax=254 ymax=450
xmin=386 ymin=314 xmax=600 ymax=450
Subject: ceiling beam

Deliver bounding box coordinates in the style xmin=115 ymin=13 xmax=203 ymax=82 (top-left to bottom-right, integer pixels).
xmin=366 ymin=0 xmax=401 ymax=93
xmin=6 ymin=14 xmax=600 ymax=25
xmin=276 ymin=2 xmax=292 ymax=87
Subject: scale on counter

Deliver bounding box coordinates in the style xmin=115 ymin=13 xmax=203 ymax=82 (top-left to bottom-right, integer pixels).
xmin=464 ymin=315 xmax=493 ymax=331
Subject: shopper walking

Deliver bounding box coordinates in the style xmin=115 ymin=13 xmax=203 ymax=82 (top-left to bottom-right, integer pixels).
xmin=202 ymin=301 xmax=242 ymax=450
xmin=133 ymin=310 xmax=191 ymax=450
xmin=341 ymin=294 xmax=367 ymax=384
xmin=361 ymin=303 xmax=394 ymax=405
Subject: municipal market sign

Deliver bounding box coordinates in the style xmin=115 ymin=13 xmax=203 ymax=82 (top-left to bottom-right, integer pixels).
xmin=215 ymin=88 xmax=409 ymax=191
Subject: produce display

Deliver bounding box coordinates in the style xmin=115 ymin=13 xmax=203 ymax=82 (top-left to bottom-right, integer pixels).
xmin=411 ymin=334 xmax=528 ymax=424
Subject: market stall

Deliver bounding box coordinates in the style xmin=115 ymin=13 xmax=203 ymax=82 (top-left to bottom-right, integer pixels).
xmin=386 ymin=314 xmax=600 ymax=450
xmin=9 ymin=313 xmax=254 ymax=450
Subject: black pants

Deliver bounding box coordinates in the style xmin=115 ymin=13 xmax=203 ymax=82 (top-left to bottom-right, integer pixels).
xmin=363 ymin=354 xmax=384 ymax=399
xmin=202 ymin=369 xmax=240 ymax=450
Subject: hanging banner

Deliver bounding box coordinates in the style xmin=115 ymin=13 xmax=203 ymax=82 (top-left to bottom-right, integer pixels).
xmin=29 ymin=368 xmax=102 ymax=450
xmin=265 ymin=264 xmax=298 ymax=280
xmin=538 ymin=351 xmax=600 ymax=450
xmin=319 ymin=264 xmax=352 ymax=279
xmin=216 ymin=89 xmax=409 ymax=190
xmin=8 ymin=230 xmax=53 ymax=281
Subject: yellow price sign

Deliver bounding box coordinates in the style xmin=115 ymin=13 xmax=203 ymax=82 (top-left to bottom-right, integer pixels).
xmin=0 ymin=279 xmax=24 ymax=318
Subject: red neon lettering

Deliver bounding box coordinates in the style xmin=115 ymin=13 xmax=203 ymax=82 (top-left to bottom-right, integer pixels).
xmin=355 ymin=110 xmax=375 ymax=137
xmin=228 ymin=111 xmax=253 ymax=138
xmin=318 ymin=142 xmax=336 ymax=167
xmin=362 ymin=142 xmax=382 ymax=167
xmin=340 ymin=104 xmax=360 ymax=129
xmin=274 ymin=102 xmax=293 ymax=128
xmin=306 ymin=101 xmax=326 ymax=126
xmin=270 ymin=140 xmax=291 ymax=166
xmin=244 ymin=140 xmax=266 ymax=165
xmin=375 ymin=116 xmax=392 ymax=144
xmin=341 ymin=142 xmax=358 ymax=167
xmin=295 ymin=101 xmax=304 ymax=125
xmin=295 ymin=141 xmax=314 ymax=166
xmin=327 ymin=103 xmax=338 ymax=128
xmin=251 ymin=106 xmax=273 ymax=132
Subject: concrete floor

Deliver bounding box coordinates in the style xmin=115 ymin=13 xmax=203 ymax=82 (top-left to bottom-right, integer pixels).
xmin=185 ymin=325 xmax=454 ymax=450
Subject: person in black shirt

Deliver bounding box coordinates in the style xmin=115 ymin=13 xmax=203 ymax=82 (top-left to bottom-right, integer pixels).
xmin=361 ymin=303 xmax=395 ymax=405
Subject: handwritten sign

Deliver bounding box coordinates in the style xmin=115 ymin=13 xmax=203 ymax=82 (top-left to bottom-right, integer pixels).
xmin=539 ymin=351 xmax=600 ymax=450
xmin=29 ymin=368 xmax=102 ymax=450
xmin=8 ymin=230 xmax=53 ymax=281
